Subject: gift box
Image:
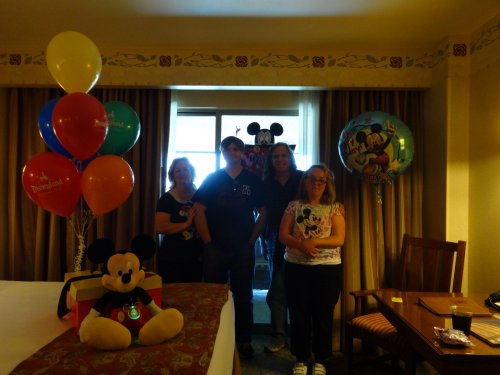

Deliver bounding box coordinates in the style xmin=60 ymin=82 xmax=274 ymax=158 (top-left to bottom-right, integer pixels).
xmin=65 ymin=271 xmax=162 ymax=330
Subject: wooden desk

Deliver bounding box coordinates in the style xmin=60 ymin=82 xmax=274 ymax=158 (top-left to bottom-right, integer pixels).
xmin=373 ymin=290 xmax=500 ymax=375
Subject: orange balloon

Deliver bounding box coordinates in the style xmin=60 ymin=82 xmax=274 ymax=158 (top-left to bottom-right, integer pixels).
xmin=81 ymin=155 xmax=134 ymax=215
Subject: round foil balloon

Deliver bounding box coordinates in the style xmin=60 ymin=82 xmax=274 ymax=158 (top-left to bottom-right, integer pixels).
xmin=338 ymin=111 xmax=414 ymax=184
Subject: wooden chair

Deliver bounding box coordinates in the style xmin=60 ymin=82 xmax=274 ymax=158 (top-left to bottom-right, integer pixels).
xmin=344 ymin=233 xmax=466 ymax=375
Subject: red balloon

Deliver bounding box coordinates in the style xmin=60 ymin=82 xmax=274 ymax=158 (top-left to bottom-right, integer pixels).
xmin=81 ymin=155 xmax=134 ymax=215
xmin=52 ymin=92 xmax=108 ymax=160
xmin=22 ymin=152 xmax=81 ymax=217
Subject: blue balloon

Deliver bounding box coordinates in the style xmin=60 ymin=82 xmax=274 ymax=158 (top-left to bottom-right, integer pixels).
xmin=338 ymin=111 xmax=414 ymax=184
xmin=38 ymin=98 xmax=72 ymax=158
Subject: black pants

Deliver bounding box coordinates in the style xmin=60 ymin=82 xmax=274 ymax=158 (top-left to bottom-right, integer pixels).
xmin=265 ymin=233 xmax=287 ymax=338
xmin=285 ymin=261 xmax=342 ymax=363
xmin=203 ymin=243 xmax=255 ymax=344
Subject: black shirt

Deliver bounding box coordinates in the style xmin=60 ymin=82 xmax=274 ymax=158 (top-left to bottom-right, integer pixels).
xmin=193 ymin=168 xmax=265 ymax=251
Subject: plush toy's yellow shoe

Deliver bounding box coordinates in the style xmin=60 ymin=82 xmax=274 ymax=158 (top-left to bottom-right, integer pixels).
xmin=82 ymin=317 xmax=132 ymax=350
xmin=139 ymin=308 xmax=184 ymax=346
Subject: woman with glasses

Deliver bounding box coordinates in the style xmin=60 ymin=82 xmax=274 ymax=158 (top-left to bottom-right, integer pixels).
xmin=279 ymin=164 xmax=345 ymax=375
xmin=155 ymin=157 xmax=203 ymax=283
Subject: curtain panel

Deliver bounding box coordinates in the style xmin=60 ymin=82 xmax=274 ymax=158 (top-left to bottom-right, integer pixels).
xmin=319 ymin=90 xmax=424 ymax=350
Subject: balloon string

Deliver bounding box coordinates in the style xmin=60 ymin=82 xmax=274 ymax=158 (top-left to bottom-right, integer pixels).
xmin=374 ymin=183 xmax=384 ymax=290
xmin=376 ymin=184 xmax=382 ymax=205
xmin=74 ymin=234 xmax=85 ymax=272
xmin=70 ymin=159 xmax=84 ymax=272
xmin=68 ymin=208 xmax=94 ymax=272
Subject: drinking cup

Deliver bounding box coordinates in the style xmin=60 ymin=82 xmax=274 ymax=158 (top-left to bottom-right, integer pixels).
xmin=451 ymin=305 xmax=473 ymax=335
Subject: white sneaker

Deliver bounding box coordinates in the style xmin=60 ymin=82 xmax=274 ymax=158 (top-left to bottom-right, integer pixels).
xmin=292 ymin=362 xmax=308 ymax=375
xmin=313 ymin=363 xmax=326 ymax=375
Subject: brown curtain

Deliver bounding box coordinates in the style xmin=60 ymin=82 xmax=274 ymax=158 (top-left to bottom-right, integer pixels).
xmin=319 ymin=90 xmax=424 ymax=350
xmin=0 ymin=87 xmax=170 ymax=281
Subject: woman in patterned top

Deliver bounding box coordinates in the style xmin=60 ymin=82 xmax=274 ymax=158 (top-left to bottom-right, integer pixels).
xmin=155 ymin=157 xmax=203 ymax=283
xmin=279 ymin=164 xmax=345 ymax=375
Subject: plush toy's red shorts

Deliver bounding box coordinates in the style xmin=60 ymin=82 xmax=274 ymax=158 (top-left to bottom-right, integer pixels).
xmin=110 ymin=305 xmax=149 ymax=336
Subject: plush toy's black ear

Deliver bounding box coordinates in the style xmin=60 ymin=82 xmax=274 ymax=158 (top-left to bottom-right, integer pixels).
xmin=130 ymin=234 xmax=157 ymax=261
xmin=356 ymin=131 xmax=367 ymax=144
xmin=87 ymin=238 xmax=116 ymax=264
xmin=269 ymin=123 xmax=283 ymax=136
xmin=247 ymin=122 xmax=260 ymax=136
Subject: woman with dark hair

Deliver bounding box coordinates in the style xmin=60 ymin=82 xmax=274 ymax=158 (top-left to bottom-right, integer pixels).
xmin=279 ymin=164 xmax=345 ymax=375
xmin=155 ymin=157 xmax=203 ymax=283
xmin=261 ymin=142 xmax=304 ymax=353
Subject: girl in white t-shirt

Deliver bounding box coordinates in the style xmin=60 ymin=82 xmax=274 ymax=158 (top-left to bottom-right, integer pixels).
xmin=279 ymin=164 xmax=345 ymax=375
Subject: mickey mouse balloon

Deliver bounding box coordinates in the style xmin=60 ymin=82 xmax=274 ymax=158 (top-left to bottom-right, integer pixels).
xmin=338 ymin=111 xmax=414 ymax=184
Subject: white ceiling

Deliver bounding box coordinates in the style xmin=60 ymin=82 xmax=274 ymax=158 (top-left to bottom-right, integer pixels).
xmin=1 ymin=0 xmax=499 ymax=50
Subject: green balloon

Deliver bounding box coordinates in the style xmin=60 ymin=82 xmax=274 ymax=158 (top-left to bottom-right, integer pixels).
xmin=100 ymin=101 xmax=140 ymax=155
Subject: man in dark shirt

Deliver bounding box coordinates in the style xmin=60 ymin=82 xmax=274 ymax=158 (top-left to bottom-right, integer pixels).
xmin=193 ymin=136 xmax=267 ymax=360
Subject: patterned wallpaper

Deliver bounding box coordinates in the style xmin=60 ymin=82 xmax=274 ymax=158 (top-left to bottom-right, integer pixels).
xmin=1 ymin=18 xmax=498 ymax=88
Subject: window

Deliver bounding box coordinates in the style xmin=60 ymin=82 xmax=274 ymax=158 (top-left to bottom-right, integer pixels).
xmin=166 ymin=92 xmax=319 ymax=188
xmin=167 ymin=113 xmax=217 ymax=188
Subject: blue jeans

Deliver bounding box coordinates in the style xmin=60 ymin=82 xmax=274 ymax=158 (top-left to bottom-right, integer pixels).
xmin=265 ymin=233 xmax=287 ymax=340
xmin=203 ymin=243 xmax=255 ymax=344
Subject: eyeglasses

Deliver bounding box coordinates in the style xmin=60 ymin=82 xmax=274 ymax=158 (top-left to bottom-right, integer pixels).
xmin=306 ymin=176 xmax=327 ymax=185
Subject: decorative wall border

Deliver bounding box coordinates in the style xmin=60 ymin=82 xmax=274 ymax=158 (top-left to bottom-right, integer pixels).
xmin=0 ymin=17 xmax=497 ymax=87
xmin=470 ymin=19 xmax=500 ymax=54
xmin=0 ymin=46 xmax=465 ymax=70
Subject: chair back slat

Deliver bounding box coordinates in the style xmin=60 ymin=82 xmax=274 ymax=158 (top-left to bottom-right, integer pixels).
xmin=404 ymin=244 xmax=423 ymax=291
xmin=397 ymin=234 xmax=466 ymax=293
xmin=452 ymin=241 xmax=466 ymax=293
xmin=423 ymin=247 xmax=442 ymax=291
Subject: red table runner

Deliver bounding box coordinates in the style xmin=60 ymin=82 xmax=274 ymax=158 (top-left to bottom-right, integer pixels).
xmin=10 ymin=282 xmax=230 ymax=375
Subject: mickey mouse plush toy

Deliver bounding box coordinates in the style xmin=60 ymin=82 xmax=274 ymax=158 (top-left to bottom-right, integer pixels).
xmin=79 ymin=234 xmax=183 ymax=350
xmin=247 ymin=121 xmax=283 ymax=145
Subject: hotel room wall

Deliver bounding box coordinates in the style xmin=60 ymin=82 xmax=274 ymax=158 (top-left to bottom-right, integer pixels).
xmin=446 ymin=73 xmax=471 ymax=294
xmin=0 ymin=88 xmax=7 ymax=276
xmin=174 ymin=90 xmax=299 ymax=110
xmin=468 ymin=18 xmax=500 ymax=293
xmin=444 ymin=36 xmax=471 ymax=256
xmin=422 ymin=80 xmax=447 ymax=241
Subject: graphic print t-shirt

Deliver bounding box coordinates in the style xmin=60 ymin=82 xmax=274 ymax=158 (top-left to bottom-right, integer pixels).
xmin=284 ymin=200 xmax=345 ymax=265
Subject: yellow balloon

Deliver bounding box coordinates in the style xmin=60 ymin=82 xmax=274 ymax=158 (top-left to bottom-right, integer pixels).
xmin=46 ymin=31 xmax=102 ymax=93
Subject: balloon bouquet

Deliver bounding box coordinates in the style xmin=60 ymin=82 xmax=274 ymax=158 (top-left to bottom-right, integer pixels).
xmin=22 ymin=31 xmax=141 ymax=271
xmin=338 ymin=111 xmax=414 ymax=201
